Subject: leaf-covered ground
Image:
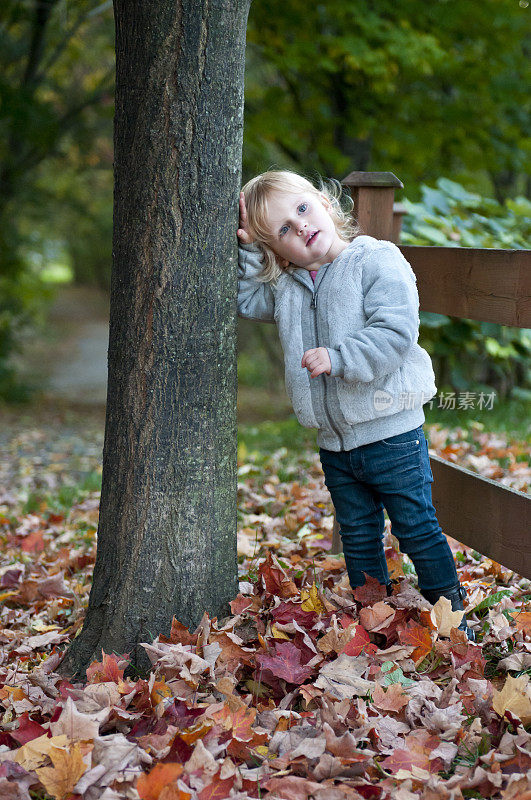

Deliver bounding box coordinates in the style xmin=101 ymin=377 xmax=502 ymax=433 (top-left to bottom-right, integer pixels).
xmin=0 ymin=411 xmax=530 ymax=800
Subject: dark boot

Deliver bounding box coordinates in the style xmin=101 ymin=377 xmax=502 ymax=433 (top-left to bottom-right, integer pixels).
xmin=420 ymin=583 xmax=476 ymax=642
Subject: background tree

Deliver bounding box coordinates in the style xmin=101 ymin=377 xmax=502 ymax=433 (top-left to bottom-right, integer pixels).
xmin=59 ymin=0 xmax=251 ymax=678
xmin=244 ymin=0 xmax=530 ymax=197
xmin=0 ymin=0 xmax=114 ymax=397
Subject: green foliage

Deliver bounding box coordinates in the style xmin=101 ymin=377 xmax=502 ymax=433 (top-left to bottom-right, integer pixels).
xmin=401 ymin=179 xmax=531 ymax=249
xmin=244 ymin=0 xmax=530 ymax=197
xmin=402 ymin=179 xmax=531 ymax=400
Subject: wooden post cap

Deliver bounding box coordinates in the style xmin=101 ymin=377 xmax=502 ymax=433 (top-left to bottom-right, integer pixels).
xmin=342 ymin=171 xmax=404 ymax=189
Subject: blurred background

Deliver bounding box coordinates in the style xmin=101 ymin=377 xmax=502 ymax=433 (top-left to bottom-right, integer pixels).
xmin=1 ymin=0 xmax=530 ymax=443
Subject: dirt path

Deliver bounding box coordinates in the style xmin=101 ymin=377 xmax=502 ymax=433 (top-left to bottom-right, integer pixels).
xmin=16 ymin=284 xmax=291 ymax=420
xmin=20 ymin=286 xmax=110 ymax=406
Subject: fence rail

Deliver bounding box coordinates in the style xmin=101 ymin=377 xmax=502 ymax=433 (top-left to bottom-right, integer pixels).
xmin=328 ymin=172 xmax=531 ymax=579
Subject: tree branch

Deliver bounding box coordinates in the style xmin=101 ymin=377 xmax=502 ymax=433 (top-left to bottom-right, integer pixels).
xmin=23 ymin=0 xmax=59 ymax=88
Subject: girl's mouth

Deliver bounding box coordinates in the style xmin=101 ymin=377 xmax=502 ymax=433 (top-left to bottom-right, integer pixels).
xmin=306 ymin=231 xmax=319 ymax=246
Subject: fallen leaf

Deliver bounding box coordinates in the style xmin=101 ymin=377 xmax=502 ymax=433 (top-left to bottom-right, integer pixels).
xmin=492 ymin=674 xmax=531 ymax=725
xmin=359 ymin=601 xmax=394 ymax=632
xmin=34 ymin=743 xmax=87 ymax=800
xmin=371 ymin=682 xmax=410 ymax=712
xmin=13 ymin=734 xmax=69 ymax=771
xmin=431 ymin=596 xmax=465 ymax=637
xmin=300 ymin=583 xmax=326 ymax=614
xmin=398 ymin=620 xmax=433 ymax=665
xmin=256 ymin=641 xmax=315 ymax=685
xmin=86 ymin=651 xmax=129 ymax=683
xmin=137 ymin=763 xmax=183 ymax=800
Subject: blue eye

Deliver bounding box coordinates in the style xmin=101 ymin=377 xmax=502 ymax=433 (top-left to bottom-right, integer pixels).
xmin=298 ymin=203 xmax=308 ymax=213
xmin=279 ymin=225 xmax=289 ymax=237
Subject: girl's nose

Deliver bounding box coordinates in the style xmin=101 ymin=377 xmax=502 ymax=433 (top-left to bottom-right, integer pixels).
xmin=297 ymin=222 xmax=308 ymax=236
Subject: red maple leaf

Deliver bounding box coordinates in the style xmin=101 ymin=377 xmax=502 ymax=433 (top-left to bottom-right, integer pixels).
xmin=398 ymin=620 xmax=433 ymax=665
xmin=198 ymin=773 xmax=235 ymax=800
xmin=381 ymin=749 xmax=413 ymax=773
xmin=341 ymin=624 xmax=377 ymax=657
xmin=353 ymin=574 xmax=388 ymax=606
xmin=256 ymin=641 xmax=315 ymax=684
xmin=270 ymin=600 xmax=317 ymax=628
xmin=10 ymin=712 xmax=48 ymax=745
xmin=258 ymin=551 xmax=298 ymax=598
xmin=86 ymin=650 xmax=129 ymax=683
xmin=451 ymin=642 xmax=486 ymax=675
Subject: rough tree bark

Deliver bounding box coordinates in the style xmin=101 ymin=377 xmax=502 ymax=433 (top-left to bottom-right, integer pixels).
xmin=60 ymin=0 xmax=251 ymax=677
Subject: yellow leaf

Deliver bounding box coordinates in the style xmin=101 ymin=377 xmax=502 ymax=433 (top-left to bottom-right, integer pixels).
xmin=492 ymin=675 xmax=531 ymax=726
xmin=0 ymin=590 xmax=17 ymax=602
xmin=13 ymin=734 xmax=69 ymax=771
xmin=34 ymin=743 xmax=87 ymax=800
xmin=32 ymin=621 xmax=60 ymax=632
xmin=300 ymin=583 xmax=326 ymax=614
xmin=431 ymin=596 xmax=465 ymax=638
xmin=271 ymin=624 xmax=290 ymax=640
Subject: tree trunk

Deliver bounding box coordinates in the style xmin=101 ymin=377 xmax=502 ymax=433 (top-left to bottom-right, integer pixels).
xmin=60 ymin=0 xmax=251 ymax=678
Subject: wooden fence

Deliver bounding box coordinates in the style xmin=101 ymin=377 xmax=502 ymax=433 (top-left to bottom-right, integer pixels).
xmin=327 ymin=172 xmax=531 ymax=579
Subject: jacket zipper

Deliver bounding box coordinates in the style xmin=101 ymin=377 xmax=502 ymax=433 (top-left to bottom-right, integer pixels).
xmin=310 ymin=287 xmax=345 ymax=449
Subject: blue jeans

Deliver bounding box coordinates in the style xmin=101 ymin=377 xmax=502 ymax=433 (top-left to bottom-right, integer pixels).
xmin=319 ymin=425 xmax=459 ymax=593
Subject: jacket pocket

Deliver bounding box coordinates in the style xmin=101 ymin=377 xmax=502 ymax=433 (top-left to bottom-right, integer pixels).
xmin=336 ymin=370 xmax=403 ymax=425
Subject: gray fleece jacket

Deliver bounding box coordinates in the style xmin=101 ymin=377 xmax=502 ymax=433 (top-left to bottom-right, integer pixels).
xmin=238 ymin=235 xmax=437 ymax=452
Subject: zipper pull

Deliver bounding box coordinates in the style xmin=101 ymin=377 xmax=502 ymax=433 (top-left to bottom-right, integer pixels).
xmin=310 ymin=294 xmax=317 ymax=309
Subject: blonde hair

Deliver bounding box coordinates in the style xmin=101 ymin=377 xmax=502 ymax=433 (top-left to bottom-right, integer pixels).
xmin=241 ymin=170 xmax=360 ymax=283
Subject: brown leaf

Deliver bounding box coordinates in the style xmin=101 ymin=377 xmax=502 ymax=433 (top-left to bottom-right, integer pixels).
xmin=353 ymin=573 xmax=388 ymax=606
xmin=262 ymin=775 xmax=324 ymax=800
xmin=359 ymin=601 xmax=394 ymax=632
xmin=371 ymin=682 xmax=409 ymax=712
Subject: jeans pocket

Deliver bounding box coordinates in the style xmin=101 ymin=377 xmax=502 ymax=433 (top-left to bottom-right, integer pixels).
xmin=379 ymin=426 xmax=423 ymax=449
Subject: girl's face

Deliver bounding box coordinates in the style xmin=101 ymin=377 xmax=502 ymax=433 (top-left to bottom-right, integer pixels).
xmin=264 ymin=190 xmax=348 ymax=270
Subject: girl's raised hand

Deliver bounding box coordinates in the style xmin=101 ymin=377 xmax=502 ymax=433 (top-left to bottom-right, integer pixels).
xmin=237 ymin=192 xmax=254 ymax=245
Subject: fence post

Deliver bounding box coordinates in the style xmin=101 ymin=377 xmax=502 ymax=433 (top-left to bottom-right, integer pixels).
xmin=342 ymin=171 xmax=403 ymax=241
xmin=328 ymin=172 xmax=404 ymax=555
xmin=392 ymin=202 xmax=408 ymax=244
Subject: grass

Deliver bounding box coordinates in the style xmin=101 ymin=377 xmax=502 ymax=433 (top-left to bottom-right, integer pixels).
xmin=238 ymin=416 xmax=317 ymax=458
xmin=237 ymin=395 xmax=530 ymax=458
xmin=424 ymin=395 xmax=530 ymax=442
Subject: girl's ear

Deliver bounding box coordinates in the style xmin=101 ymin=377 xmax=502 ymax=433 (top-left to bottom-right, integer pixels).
xmin=319 ymin=193 xmax=331 ymax=211
xmin=275 ymin=255 xmax=290 ymax=269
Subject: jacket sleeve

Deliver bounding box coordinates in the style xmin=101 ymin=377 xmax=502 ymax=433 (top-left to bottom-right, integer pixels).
xmin=326 ymin=242 xmax=419 ymax=383
xmin=237 ymin=243 xmax=276 ymax=323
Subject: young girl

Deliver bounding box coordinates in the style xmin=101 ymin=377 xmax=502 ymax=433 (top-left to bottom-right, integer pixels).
xmin=237 ymin=169 xmax=474 ymax=641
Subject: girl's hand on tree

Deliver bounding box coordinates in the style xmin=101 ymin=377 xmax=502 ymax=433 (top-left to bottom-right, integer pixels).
xmin=237 ymin=192 xmax=254 ymax=244
xmin=301 ymin=347 xmax=332 ymax=378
